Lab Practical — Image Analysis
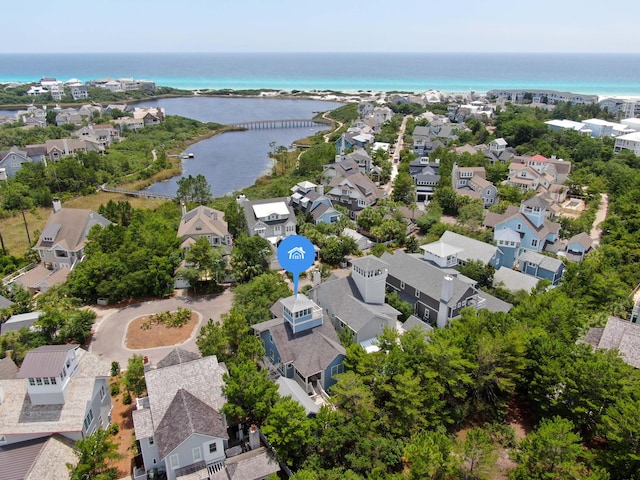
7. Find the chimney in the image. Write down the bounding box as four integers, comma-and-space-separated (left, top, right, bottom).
437, 275, 454, 329
181, 202, 187, 216
317, 184, 324, 196
249, 424, 260, 450
52, 198, 62, 213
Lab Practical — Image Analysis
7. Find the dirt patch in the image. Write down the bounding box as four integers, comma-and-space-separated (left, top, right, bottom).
107, 378, 137, 478
125, 312, 200, 349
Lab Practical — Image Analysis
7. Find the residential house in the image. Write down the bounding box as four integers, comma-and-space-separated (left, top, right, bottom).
13, 265, 73, 294
35, 200, 111, 270
0, 311, 42, 335
0, 356, 18, 380
254, 294, 346, 394
515, 250, 564, 285
0, 344, 112, 447
451, 163, 498, 207
322, 160, 385, 217
133, 107, 165, 126
70, 85, 89, 100
342, 227, 374, 251
582, 118, 634, 138
484, 196, 562, 268
310, 256, 400, 349
565, 232, 593, 262
487, 89, 598, 105
48, 83, 65, 101
335, 147, 373, 174
583, 316, 640, 369
240, 196, 297, 244
409, 157, 440, 202
55, 109, 84, 126
113, 116, 145, 132
614, 131, 640, 156
545, 119, 593, 135
621, 118, 640, 132
44, 138, 104, 162
289, 181, 341, 225
73, 124, 119, 148
0, 294, 13, 312
493, 267, 540, 294
381, 250, 511, 328
132, 349, 277, 480
177, 205, 231, 250
25, 144, 47, 165
26, 86, 49, 96
0, 147, 32, 178
424, 230, 503, 268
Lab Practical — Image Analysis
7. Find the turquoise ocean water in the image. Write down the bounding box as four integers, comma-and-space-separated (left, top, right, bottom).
1, 53, 639, 95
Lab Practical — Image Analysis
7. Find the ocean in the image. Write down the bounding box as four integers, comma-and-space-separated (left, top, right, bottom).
1, 52, 639, 96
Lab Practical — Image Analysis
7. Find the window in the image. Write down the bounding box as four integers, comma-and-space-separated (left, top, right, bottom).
50, 377, 56, 385
44, 377, 50, 385
400, 281, 405, 289
531, 239, 538, 247
36, 377, 42, 386
149, 437, 154, 445
331, 364, 344, 378
423, 309, 430, 320
100, 385, 106, 400
193, 447, 202, 462
83, 409, 94, 431
29, 378, 35, 386
209, 442, 218, 454
169, 454, 179, 469
415, 289, 420, 298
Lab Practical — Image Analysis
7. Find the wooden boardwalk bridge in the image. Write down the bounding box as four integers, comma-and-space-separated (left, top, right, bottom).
232, 119, 325, 130
101, 185, 176, 200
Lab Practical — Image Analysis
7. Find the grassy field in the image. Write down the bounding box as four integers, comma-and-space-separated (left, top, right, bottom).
2, 193, 172, 257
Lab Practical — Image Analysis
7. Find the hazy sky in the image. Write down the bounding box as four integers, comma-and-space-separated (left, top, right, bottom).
3, 0, 639, 54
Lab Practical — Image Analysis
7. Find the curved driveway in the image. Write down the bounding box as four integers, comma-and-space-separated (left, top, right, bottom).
89, 290, 233, 367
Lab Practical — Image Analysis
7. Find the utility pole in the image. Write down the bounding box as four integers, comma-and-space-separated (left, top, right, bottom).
0, 228, 6, 255
21, 209, 31, 245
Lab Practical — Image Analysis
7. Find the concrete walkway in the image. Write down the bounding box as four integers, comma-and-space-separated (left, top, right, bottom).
89, 289, 233, 367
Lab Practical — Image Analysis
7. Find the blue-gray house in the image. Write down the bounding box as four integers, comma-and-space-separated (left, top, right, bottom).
253, 294, 346, 394
484, 196, 561, 268
516, 250, 565, 285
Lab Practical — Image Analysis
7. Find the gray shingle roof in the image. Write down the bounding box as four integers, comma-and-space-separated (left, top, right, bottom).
351, 255, 388, 272
493, 267, 539, 293
312, 276, 398, 333
0, 294, 13, 309
439, 231, 500, 265
254, 307, 345, 379
142, 355, 228, 443
0, 356, 18, 380
380, 251, 475, 308
155, 389, 228, 459
517, 250, 564, 272
156, 348, 201, 369
595, 316, 640, 368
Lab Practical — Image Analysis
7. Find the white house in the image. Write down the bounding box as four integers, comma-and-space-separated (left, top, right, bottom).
614, 131, 640, 156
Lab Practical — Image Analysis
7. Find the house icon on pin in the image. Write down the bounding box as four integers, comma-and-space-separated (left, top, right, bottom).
288, 246, 305, 260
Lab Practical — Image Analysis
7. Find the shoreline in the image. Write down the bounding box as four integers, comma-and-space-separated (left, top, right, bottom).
2, 86, 640, 113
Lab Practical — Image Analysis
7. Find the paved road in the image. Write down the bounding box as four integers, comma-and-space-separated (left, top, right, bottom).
89, 289, 233, 367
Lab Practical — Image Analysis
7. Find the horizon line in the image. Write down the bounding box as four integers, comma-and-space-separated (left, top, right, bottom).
2, 51, 639, 55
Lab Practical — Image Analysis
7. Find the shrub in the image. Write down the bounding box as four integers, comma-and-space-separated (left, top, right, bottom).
122, 391, 132, 405
110, 361, 120, 377
107, 422, 120, 436
110, 382, 121, 396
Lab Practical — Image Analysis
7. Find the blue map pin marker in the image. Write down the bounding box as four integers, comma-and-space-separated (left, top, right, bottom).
277, 235, 315, 297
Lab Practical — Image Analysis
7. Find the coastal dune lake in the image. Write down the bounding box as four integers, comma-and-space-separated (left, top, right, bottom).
141, 97, 344, 196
